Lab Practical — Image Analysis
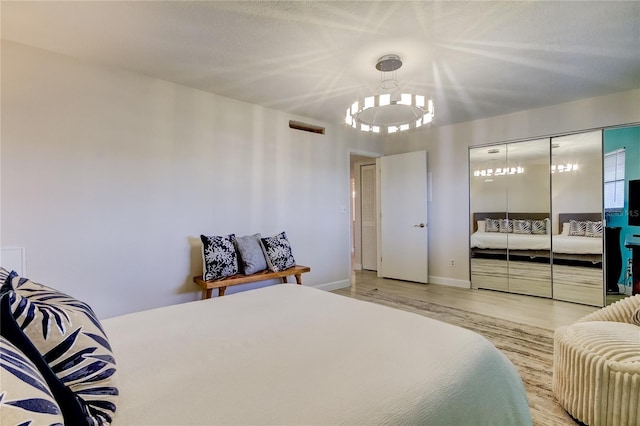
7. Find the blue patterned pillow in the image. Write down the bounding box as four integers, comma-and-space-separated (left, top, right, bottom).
498, 219, 513, 233
512, 219, 532, 234
484, 218, 500, 233
0, 267, 9, 283
1, 335, 65, 425
585, 220, 603, 238
569, 220, 587, 236
260, 232, 296, 272
531, 219, 547, 234
200, 234, 239, 280
1, 272, 118, 425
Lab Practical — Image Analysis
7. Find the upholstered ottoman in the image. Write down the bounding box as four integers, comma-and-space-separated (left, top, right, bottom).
553, 295, 640, 426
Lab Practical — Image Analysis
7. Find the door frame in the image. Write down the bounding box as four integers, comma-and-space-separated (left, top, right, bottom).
349, 150, 381, 273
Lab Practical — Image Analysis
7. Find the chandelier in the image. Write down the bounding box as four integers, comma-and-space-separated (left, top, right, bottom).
473, 167, 525, 177
345, 54, 434, 134
551, 163, 579, 173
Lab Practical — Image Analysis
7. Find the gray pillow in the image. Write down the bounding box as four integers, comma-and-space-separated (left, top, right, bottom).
234, 234, 267, 275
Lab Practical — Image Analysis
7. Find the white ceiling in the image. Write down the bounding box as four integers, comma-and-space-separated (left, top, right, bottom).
2, 1, 639, 128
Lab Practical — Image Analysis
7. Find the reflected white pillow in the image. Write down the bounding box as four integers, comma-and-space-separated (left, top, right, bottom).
477, 220, 486, 233
561, 222, 570, 236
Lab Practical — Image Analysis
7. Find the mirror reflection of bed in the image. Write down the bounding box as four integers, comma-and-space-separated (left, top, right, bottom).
470, 212, 551, 297
550, 213, 603, 306
470, 212, 603, 305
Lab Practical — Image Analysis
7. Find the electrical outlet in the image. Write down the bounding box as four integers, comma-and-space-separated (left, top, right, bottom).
449, 259, 455, 267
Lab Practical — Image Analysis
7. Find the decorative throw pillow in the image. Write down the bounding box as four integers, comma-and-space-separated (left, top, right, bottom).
485, 218, 500, 233
476, 220, 486, 233
1, 272, 118, 425
260, 232, 296, 272
200, 234, 239, 280
561, 222, 570, 236
512, 219, 532, 234
498, 219, 513, 233
0, 266, 9, 283
585, 220, 603, 238
0, 335, 65, 426
568, 220, 587, 236
233, 234, 267, 275
531, 219, 547, 235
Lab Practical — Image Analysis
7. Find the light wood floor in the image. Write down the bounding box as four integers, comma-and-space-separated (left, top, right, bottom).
334, 270, 599, 330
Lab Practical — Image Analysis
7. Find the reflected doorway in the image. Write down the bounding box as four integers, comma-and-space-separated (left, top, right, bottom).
350, 153, 378, 272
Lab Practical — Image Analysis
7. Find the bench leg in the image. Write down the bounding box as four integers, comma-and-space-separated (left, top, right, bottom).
203, 288, 213, 300
281, 277, 288, 283
294, 273, 302, 285
218, 286, 227, 297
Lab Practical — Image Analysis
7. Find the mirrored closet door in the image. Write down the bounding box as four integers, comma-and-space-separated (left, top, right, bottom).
470, 144, 509, 292
551, 131, 603, 306
469, 139, 551, 297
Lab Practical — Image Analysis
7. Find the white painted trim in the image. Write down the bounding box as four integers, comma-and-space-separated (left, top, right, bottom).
353, 263, 362, 271
312, 279, 351, 292
428, 275, 471, 289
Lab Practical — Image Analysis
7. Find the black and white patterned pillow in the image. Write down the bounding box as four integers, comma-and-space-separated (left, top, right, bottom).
0, 335, 65, 425
512, 219, 532, 234
568, 220, 587, 236
585, 220, 603, 238
200, 234, 239, 280
260, 232, 296, 272
531, 219, 547, 235
484, 218, 500, 233
498, 219, 513, 233
1, 271, 118, 425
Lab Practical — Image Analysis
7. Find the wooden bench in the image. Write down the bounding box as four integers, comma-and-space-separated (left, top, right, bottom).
193, 265, 311, 300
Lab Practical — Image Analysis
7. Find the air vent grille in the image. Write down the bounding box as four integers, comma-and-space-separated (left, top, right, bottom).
289, 120, 325, 135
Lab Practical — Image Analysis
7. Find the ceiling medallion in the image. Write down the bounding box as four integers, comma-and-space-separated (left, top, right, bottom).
345, 54, 434, 134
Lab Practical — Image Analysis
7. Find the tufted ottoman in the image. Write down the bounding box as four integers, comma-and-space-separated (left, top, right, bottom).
553, 295, 640, 426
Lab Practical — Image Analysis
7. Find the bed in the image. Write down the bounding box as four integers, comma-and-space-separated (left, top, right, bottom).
470, 212, 603, 265
1, 269, 532, 425
103, 285, 532, 425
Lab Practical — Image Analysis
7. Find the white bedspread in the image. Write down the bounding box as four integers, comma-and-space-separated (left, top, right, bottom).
470, 231, 602, 254
103, 285, 532, 425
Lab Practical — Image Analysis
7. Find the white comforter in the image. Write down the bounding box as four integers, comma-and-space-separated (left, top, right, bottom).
470, 231, 602, 254
103, 285, 532, 425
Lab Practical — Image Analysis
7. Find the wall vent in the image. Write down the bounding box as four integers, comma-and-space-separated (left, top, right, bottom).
289, 120, 325, 135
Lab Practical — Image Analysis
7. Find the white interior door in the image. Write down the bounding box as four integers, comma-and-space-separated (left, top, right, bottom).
377, 151, 428, 283
361, 164, 377, 270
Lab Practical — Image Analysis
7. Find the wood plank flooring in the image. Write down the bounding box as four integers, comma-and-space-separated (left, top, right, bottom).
334, 270, 599, 330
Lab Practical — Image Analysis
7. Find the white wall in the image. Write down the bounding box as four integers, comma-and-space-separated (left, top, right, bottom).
385, 89, 640, 287
0, 41, 384, 318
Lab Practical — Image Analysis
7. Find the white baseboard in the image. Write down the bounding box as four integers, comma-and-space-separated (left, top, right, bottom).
428, 275, 471, 289
312, 279, 351, 292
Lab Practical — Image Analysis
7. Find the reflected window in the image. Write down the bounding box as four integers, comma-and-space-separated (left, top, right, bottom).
604, 148, 625, 210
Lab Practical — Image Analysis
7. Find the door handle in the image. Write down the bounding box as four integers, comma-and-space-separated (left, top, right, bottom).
414, 223, 426, 228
